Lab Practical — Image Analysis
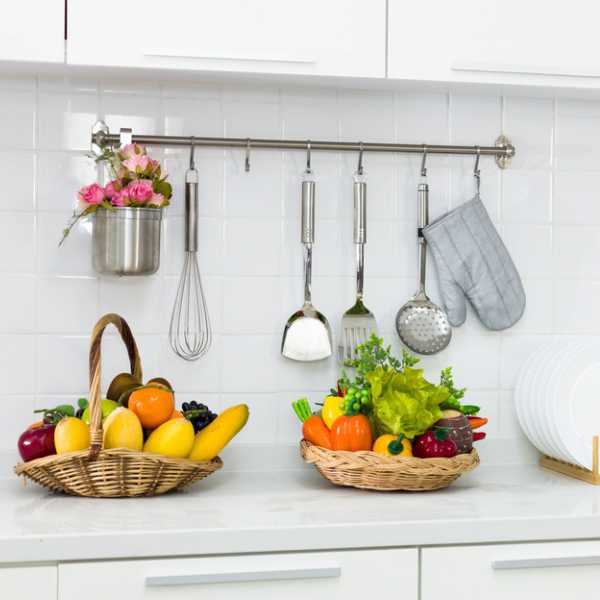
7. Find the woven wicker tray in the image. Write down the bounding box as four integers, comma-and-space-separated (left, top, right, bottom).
15, 313, 222, 497
301, 440, 479, 491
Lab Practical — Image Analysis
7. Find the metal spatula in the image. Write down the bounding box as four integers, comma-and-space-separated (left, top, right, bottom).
338, 166, 377, 363
396, 165, 451, 355
281, 164, 332, 362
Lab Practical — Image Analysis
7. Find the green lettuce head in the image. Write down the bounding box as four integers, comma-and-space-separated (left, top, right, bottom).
367, 366, 449, 439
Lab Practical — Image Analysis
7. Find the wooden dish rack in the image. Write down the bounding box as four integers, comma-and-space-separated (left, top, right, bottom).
539, 436, 600, 485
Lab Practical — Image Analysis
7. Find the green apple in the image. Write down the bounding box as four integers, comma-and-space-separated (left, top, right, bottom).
82, 399, 119, 425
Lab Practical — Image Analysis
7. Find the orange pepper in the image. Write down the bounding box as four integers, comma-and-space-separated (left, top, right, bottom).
330, 414, 373, 451
468, 416, 488, 430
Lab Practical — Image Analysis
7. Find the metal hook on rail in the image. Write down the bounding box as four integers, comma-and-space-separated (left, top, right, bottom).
306, 140, 312, 174
245, 138, 251, 172
189, 136, 195, 170
357, 141, 364, 176
420, 144, 428, 178
474, 145, 481, 195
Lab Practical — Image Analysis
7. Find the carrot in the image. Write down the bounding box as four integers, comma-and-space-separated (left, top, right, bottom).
302, 416, 333, 449
468, 416, 488, 430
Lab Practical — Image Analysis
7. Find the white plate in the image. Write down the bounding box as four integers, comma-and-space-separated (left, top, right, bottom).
540, 342, 583, 463
530, 341, 566, 457
516, 343, 556, 455
544, 342, 587, 464
556, 342, 600, 469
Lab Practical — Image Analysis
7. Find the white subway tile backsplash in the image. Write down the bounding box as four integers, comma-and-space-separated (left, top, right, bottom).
502, 170, 552, 224
37, 212, 95, 276
37, 276, 99, 334
0, 151, 35, 212
0, 88, 35, 149
503, 97, 554, 170
37, 92, 99, 151
224, 219, 280, 276
0, 74, 587, 460
222, 277, 281, 335
0, 213, 36, 273
502, 224, 553, 279
36, 152, 97, 212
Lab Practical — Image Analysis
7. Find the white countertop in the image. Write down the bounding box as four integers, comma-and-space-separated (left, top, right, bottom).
3, 445, 600, 564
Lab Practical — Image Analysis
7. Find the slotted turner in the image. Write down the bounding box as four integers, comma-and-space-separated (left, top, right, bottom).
339, 168, 377, 362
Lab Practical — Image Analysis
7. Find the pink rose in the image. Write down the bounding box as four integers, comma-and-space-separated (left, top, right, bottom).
119, 143, 145, 160
104, 179, 122, 200
148, 192, 165, 207
77, 183, 105, 205
123, 154, 151, 174
111, 191, 128, 207
126, 179, 154, 203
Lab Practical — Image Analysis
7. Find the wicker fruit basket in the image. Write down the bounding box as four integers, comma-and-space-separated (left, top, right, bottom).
301, 440, 479, 492
15, 313, 222, 497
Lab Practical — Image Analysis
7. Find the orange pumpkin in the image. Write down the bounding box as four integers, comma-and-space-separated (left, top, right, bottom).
128, 386, 174, 429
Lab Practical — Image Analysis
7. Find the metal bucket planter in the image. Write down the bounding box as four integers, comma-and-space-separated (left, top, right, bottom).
92, 207, 163, 276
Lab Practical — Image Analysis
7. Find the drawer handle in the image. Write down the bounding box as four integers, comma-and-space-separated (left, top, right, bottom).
143, 49, 317, 64
452, 60, 600, 79
492, 556, 600, 570
145, 565, 341, 587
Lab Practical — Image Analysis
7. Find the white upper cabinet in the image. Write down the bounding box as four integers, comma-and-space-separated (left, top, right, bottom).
0, 0, 64, 63
389, 1, 600, 88
67, 0, 385, 78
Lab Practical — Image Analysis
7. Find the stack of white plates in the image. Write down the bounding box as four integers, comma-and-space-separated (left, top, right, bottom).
515, 340, 600, 470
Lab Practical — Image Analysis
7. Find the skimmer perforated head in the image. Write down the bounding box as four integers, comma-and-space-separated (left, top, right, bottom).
396, 174, 451, 355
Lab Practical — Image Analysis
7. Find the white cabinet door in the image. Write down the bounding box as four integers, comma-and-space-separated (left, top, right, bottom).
389, 1, 600, 87
423, 541, 600, 600
0, 0, 64, 63
67, 0, 385, 78
59, 548, 417, 600
0, 565, 57, 600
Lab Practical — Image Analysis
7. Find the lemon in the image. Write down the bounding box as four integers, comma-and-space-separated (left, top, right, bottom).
54, 417, 90, 454
103, 407, 143, 451
143, 418, 195, 458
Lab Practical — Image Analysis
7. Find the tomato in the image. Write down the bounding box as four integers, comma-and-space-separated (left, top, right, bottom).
128, 386, 174, 429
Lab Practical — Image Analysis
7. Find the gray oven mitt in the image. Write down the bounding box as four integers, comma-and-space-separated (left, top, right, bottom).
422, 196, 526, 330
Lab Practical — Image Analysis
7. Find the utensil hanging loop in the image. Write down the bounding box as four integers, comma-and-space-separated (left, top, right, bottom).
420, 145, 428, 178
245, 138, 251, 172
306, 140, 312, 174
474, 145, 481, 194
357, 141, 364, 176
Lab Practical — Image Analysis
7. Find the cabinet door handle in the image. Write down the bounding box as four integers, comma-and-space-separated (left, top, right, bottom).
143, 49, 316, 64
145, 565, 341, 586
492, 556, 600, 570
452, 60, 600, 78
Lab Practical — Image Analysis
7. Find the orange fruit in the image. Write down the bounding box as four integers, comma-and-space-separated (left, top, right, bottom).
128, 386, 174, 429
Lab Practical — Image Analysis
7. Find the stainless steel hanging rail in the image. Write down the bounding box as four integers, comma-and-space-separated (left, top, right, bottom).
91, 124, 515, 169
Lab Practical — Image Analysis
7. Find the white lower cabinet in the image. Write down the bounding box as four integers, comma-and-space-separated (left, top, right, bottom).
422, 541, 600, 600
58, 548, 417, 599
0, 565, 57, 599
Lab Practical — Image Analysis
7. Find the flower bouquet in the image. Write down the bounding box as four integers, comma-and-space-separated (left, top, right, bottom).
62, 144, 173, 276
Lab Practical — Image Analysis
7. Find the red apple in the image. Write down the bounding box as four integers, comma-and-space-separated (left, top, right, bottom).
18, 424, 56, 462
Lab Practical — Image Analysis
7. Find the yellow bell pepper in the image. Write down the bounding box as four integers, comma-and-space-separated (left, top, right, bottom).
322, 395, 344, 429
372, 434, 412, 457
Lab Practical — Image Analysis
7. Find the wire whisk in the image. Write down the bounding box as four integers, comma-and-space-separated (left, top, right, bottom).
168, 139, 212, 360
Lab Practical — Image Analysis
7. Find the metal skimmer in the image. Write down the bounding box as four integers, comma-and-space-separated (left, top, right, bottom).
395, 150, 451, 355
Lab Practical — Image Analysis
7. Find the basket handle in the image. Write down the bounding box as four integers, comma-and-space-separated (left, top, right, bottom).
88, 313, 142, 458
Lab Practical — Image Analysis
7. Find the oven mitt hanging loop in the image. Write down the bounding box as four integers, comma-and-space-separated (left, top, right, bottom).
422, 195, 526, 331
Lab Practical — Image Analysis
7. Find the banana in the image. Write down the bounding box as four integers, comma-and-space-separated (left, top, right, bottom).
188, 404, 249, 461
